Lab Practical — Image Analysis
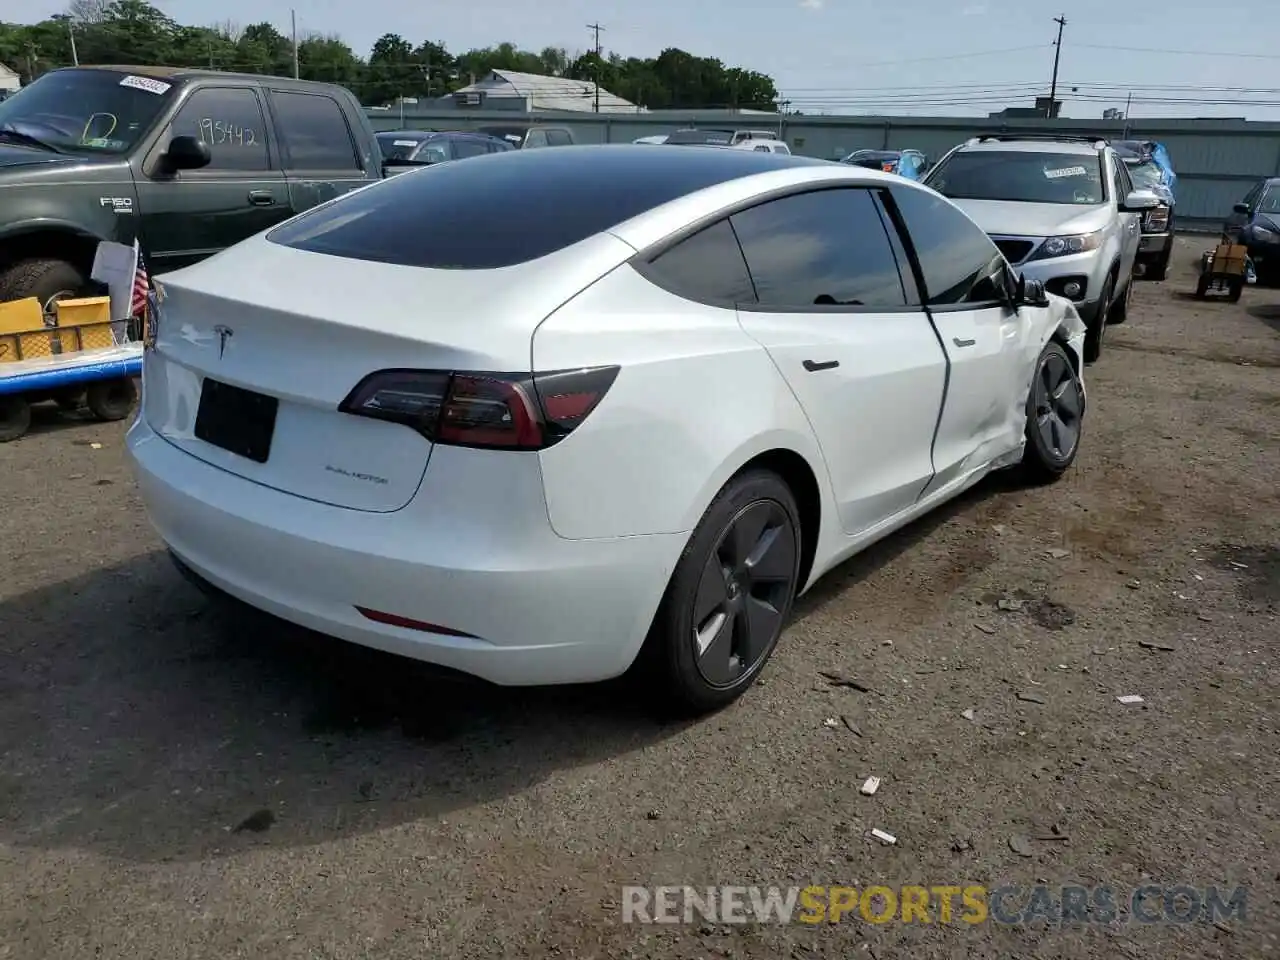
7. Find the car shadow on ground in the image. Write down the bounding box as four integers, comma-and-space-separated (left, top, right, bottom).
9, 399, 123, 440
0, 548, 698, 864
1246, 303, 1280, 334
0, 470, 1014, 866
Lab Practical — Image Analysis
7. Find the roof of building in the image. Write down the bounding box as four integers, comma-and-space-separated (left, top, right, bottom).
452, 69, 638, 114
0, 62, 18, 77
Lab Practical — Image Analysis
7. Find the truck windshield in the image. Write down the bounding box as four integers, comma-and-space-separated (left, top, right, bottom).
1125, 160, 1164, 190
0, 68, 174, 155
926, 151, 1106, 205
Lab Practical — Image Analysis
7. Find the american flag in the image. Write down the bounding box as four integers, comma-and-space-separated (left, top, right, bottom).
130, 248, 150, 318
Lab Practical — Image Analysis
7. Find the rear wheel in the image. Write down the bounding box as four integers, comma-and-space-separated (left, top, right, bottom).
642, 469, 802, 716
0, 396, 32, 443
85, 378, 137, 421
1019, 341, 1084, 485
1228, 277, 1244, 302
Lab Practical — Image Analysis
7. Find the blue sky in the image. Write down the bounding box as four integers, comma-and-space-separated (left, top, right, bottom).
10, 0, 1280, 120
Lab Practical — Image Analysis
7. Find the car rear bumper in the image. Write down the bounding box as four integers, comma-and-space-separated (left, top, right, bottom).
126, 417, 686, 686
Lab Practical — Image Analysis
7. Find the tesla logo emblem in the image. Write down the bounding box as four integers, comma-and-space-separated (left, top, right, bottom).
214, 325, 233, 359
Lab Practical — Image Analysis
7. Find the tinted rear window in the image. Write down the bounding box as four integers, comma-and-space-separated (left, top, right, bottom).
267, 144, 828, 269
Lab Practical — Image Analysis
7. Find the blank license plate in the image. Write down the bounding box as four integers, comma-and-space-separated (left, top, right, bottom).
194, 378, 278, 463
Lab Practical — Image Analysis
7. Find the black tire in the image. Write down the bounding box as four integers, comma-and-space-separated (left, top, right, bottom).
1195, 274, 1210, 299
0, 396, 32, 443
1083, 272, 1114, 364
641, 468, 802, 716
1146, 253, 1169, 283
1019, 340, 1084, 485
85, 378, 137, 421
0, 257, 90, 323
1228, 278, 1244, 303
1107, 271, 1133, 325
53, 388, 85, 412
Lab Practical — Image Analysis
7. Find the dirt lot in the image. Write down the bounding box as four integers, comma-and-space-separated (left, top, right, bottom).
1, 237, 1278, 959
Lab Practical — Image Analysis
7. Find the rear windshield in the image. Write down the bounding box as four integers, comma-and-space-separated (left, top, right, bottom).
268, 144, 826, 269
376, 133, 428, 161
475, 126, 528, 146
927, 150, 1105, 205
666, 129, 735, 145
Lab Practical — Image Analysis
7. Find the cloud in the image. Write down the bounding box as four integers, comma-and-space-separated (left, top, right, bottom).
799, 0, 824, 10
961, 3, 988, 12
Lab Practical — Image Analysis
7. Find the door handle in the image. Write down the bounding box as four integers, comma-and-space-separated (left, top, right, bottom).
952, 337, 976, 348
247, 190, 275, 206
802, 359, 839, 372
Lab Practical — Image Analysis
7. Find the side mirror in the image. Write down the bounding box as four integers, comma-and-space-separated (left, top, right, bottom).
162, 134, 211, 172
1017, 273, 1050, 307
1233, 202, 1251, 215
1121, 189, 1160, 212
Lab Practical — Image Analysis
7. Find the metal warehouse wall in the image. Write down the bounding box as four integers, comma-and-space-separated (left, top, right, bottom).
368, 108, 1280, 231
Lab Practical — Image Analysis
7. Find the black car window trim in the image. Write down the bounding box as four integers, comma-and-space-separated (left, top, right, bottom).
878, 186, 1011, 315
142, 83, 280, 178
265, 88, 362, 171
632, 184, 923, 315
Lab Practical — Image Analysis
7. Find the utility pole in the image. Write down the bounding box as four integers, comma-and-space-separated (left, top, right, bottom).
291, 9, 300, 79
68, 21, 79, 66
586, 22, 604, 112
1047, 15, 1066, 119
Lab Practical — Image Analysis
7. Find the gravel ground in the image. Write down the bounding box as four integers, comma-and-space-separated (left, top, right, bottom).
1, 237, 1278, 959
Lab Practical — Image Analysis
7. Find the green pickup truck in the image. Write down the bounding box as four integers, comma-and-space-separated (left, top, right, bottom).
0, 65, 384, 317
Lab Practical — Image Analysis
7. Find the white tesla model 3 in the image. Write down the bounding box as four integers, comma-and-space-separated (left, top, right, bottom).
127, 144, 1087, 715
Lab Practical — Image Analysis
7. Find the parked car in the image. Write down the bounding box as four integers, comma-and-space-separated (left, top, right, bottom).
734, 140, 790, 155
376, 130, 512, 174
128, 145, 1087, 715
664, 128, 779, 147
843, 149, 928, 180
923, 134, 1160, 362
1114, 139, 1177, 281
0, 65, 383, 317
1224, 176, 1280, 284
473, 124, 575, 149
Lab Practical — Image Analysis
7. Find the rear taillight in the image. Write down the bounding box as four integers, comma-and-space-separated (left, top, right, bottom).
339, 366, 619, 450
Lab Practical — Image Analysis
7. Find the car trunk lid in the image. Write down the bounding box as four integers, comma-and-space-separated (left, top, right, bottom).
142, 233, 634, 512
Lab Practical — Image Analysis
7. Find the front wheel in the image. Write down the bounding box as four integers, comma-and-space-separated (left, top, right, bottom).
1019, 340, 1084, 485
1107, 271, 1133, 324
1083, 273, 1114, 364
641, 469, 802, 716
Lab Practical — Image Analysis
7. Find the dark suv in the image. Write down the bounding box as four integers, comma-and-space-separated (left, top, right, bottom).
0, 65, 383, 316
1225, 177, 1280, 284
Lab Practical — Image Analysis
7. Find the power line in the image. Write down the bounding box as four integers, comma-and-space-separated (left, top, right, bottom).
1075, 42, 1280, 60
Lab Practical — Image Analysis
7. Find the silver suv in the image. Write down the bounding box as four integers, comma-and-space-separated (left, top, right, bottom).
922, 134, 1160, 362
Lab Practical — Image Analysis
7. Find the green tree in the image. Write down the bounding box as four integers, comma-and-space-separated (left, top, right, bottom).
0, 4, 777, 110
